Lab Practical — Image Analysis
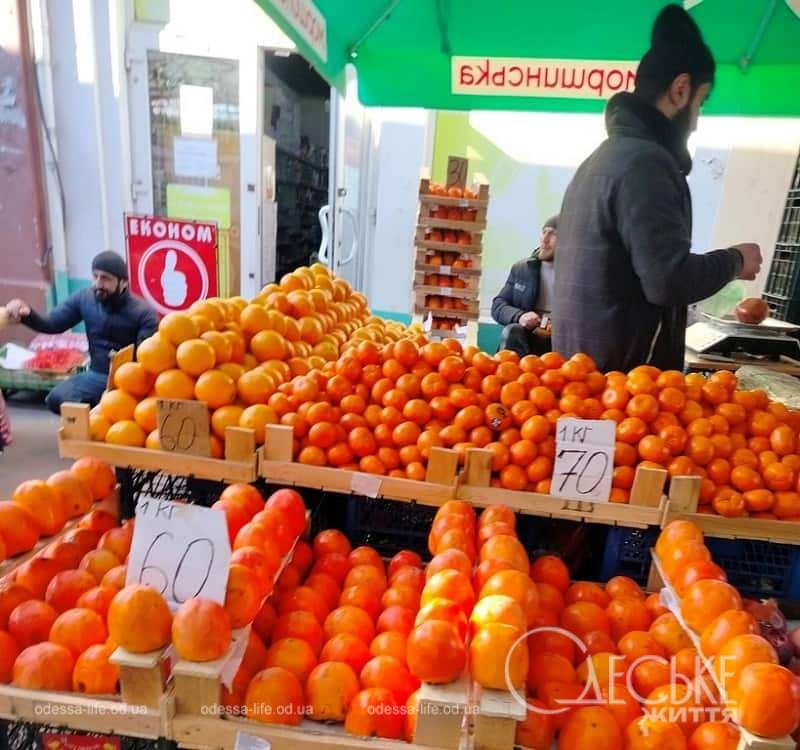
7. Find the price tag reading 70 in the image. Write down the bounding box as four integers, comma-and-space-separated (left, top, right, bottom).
551, 418, 616, 503
125, 497, 231, 609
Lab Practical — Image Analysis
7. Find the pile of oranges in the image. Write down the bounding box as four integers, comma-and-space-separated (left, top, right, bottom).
0, 457, 116, 565
272, 339, 800, 521
658, 519, 800, 741
514, 517, 800, 749
88, 264, 420, 453
0, 481, 307, 696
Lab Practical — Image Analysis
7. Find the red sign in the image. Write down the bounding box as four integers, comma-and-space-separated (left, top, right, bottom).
41, 734, 121, 750
125, 214, 218, 316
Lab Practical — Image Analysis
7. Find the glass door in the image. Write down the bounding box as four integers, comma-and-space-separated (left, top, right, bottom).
327, 69, 370, 290
146, 52, 240, 297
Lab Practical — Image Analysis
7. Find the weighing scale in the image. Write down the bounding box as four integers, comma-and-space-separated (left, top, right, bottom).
686, 312, 800, 363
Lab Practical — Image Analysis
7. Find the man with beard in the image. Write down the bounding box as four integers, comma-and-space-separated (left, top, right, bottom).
492, 215, 559, 356
553, 4, 762, 373
5, 251, 157, 413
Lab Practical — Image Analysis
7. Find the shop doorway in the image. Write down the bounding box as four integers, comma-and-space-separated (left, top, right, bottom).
263, 51, 330, 281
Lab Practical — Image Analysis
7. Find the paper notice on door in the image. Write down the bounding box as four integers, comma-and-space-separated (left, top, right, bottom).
174, 137, 219, 179
179, 85, 213, 137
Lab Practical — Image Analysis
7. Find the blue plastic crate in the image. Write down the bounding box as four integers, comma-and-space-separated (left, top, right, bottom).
600, 526, 800, 600
600, 526, 660, 587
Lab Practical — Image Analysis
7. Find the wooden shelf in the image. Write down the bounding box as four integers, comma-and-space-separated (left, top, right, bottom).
414, 285, 478, 300
418, 193, 488, 209
416, 263, 481, 277
0, 684, 164, 739
664, 511, 800, 544
416, 307, 480, 322
58, 403, 257, 483
419, 217, 486, 233
416, 239, 482, 255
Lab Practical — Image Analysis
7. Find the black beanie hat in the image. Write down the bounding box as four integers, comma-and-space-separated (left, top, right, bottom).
92, 251, 128, 280
543, 215, 559, 231
635, 4, 715, 97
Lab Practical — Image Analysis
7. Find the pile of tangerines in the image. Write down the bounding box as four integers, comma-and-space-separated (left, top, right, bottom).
268, 339, 800, 520
88, 263, 420, 452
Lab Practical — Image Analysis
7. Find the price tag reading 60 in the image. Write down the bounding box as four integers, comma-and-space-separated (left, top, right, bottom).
125, 497, 231, 609
552, 418, 615, 503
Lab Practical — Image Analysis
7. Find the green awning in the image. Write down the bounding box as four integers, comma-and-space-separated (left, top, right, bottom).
255, 0, 800, 116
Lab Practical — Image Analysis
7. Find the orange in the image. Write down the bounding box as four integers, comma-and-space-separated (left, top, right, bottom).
154, 368, 195, 400
176, 338, 216, 376
211, 405, 244, 440
159, 312, 198, 345
105, 420, 146, 447
136, 335, 176, 374
239, 404, 278, 444
114, 361, 152, 397
99, 389, 137, 423
194, 369, 236, 409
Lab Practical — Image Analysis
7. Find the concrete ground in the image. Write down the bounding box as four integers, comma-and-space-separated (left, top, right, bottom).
0, 394, 69, 497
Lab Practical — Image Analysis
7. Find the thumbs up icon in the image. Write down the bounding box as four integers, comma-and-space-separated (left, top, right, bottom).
161, 249, 188, 307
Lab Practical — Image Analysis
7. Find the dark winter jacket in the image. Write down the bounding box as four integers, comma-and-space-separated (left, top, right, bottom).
491, 250, 543, 325
23, 287, 158, 373
553, 93, 742, 372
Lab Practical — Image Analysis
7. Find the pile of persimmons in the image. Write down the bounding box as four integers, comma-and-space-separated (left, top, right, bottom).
88, 264, 420, 453
274, 337, 800, 520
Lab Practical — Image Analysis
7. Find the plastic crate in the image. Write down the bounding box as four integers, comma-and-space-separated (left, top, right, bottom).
343, 495, 437, 558
0, 720, 172, 750
599, 527, 800, 600
600, 526, 660, 587
705, 537, 800, 600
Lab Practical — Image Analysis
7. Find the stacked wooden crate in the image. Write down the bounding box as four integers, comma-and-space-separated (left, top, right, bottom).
413, 167, 489, 341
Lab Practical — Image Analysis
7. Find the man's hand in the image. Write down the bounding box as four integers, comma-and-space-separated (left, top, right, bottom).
5, 299, 30, 322
519, 311, 541, 330
734, 243, 762, 281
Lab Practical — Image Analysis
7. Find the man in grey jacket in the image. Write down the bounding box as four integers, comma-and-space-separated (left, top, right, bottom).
553, 4, 761, 372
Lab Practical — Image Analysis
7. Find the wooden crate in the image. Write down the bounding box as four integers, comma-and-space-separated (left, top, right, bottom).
259, 425, 459, 507
58, 402, 257, 483
0, 489, 120, 582
457, 449, 669, 528
110, 645, 172, 710
649, 553, 796, 750
170, 711, 458, 750
413, 675, 471, 749
0, 683, 166, 739
472, 685, 526, 750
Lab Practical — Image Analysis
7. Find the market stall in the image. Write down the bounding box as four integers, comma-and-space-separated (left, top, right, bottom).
2, 2, 800, 749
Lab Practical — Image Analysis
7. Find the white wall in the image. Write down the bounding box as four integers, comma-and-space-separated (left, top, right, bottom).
364, 108, 429, 315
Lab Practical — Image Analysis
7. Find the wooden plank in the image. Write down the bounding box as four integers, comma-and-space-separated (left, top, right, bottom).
58, 431, 256, 482
473, 685, 526, 750
418, 194, 489, 209
668, 476, 701, 513
226, 426, 256, 461
110, 646, 169, 709
106, 345, 135, 391
414, 675, 470, 749
60, 402, 91, 440
456, 483, 663, 528
171, 713, 448, 750
416, 263, 482, 277
463, 448, 492, 487
426, 448, 459, 486
664, 511, 800, 544
0, 684, 162, 739
264, 423, 294, 461
651, 552, 796, 750
415, 307, 480, 322
416, 239, 482, 255
419, 217, 487, 233
630, 466, 668, 508
414, 285, 478, 300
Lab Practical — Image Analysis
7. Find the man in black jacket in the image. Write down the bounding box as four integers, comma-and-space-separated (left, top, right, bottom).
5, 251, 158, 413
553, 4, 761, 373
492, 215, 558, 356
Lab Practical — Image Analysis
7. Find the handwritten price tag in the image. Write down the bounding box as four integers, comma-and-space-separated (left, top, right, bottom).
446, 156, 468, 188
156, 398, 211, 457
126, 497, 231, 609
552, 418, 615, 503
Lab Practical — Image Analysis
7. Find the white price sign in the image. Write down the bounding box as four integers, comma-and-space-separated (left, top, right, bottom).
552, 418, 615, 503
126, 497, 231, 609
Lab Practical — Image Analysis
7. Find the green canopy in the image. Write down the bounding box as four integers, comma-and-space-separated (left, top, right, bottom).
256, 0, 800, 116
